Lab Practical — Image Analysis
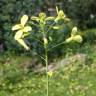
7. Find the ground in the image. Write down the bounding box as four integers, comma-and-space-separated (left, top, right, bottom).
0, 43, 96, 96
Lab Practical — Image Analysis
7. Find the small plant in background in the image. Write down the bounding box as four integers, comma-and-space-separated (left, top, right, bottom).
12, 6, 82, 96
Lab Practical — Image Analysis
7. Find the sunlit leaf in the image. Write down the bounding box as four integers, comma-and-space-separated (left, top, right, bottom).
53, 26, 60, 29
21, 15, 28, 26
49, 36, 53, 41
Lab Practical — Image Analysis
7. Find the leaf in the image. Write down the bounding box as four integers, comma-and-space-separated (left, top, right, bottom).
23, 26, 32, 32
53, 26, 60, 29
49, 36, 53, 41
12, 24, 21, 31
21, 15, 28, 26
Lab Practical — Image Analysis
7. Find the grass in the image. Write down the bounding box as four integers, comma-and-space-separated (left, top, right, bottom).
0, 43, 96, 96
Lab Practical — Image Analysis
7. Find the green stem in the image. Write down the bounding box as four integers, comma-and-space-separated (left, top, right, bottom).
46, 22, 56, 33
45, 48, 49, 96
32, 36, 43, 44
41, 22, 49, 96
48, 41, 66, 51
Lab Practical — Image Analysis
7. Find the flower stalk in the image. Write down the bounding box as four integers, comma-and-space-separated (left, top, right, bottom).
12, 6, 83, 96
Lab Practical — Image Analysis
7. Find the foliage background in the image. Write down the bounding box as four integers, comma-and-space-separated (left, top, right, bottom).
0, 0, 96, 55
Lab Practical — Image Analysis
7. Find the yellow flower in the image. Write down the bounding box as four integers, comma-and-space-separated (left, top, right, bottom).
73, 35, 83, 43
47, 71, 53, 78
12, 15, 32, 50
66, 27, 83, 43
31, 12, 54, 23
71, 26, 77, 36
55, 6, 70, 22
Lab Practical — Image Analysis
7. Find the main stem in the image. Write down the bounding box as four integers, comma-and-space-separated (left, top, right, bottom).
45, 47, 49, 96
41, 23, 49, 96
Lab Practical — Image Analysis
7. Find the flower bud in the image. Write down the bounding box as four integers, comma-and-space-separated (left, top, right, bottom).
47, 71, 53, 77
71, 27, 77, 36
43, 37, 48, 44
73, 35, 83, 43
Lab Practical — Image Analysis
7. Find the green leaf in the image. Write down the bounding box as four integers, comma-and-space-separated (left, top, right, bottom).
53, 26, 60, 29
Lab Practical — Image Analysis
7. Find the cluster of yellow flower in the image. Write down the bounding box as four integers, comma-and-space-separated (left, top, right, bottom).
12, 15, 32, 50
12, 6, 82, 52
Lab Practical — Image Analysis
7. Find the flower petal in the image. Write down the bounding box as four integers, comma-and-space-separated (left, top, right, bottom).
16, 39, 30, 50
14, 30, 23, 40
12, 24, 21, 31
73, 35, 83, 43
56, 6, 59, 14
21, 15, 28, 26
71, 26, 78, 36
58, 10, 65, 17
31, 16, 39, 22
65, 37, 73, 43
46, 17, 55, 21
23, 26, 32, 32
14, 30, 29, 50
